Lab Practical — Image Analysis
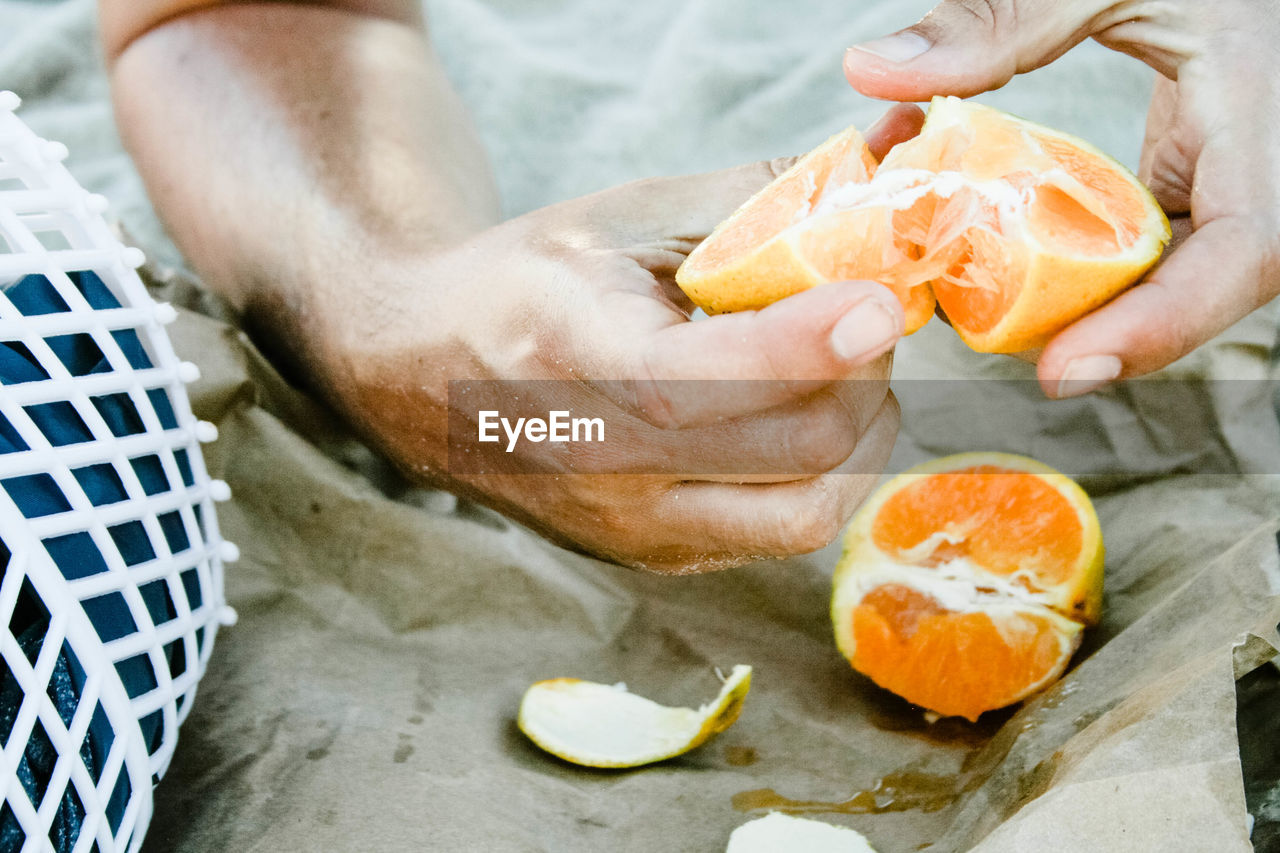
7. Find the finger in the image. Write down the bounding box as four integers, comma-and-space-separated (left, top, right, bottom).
607, 281, 904, 429
1138, 75, 1177, 186
642, 394, 900, 572
579, 103, 926, 254
863, 102, 927, 161
1038, 214, 1277, 397
623, 103, 926, 313
843, 0, 1112, 101
1167, 214, 1193, 251
577, 157, 798, 249
1138, 76, 1194, 214
614, 103, 925, 260
644, 365, 892, 481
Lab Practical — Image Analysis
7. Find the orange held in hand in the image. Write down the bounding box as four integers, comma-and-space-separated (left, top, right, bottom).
676, 97, 1170, 353
830, 452, 1104, 722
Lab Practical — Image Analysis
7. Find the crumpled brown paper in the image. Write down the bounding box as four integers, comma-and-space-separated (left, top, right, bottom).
138, 266, 1280, 853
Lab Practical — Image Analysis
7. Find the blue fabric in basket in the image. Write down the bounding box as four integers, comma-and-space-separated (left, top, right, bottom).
1, 272, 175, 851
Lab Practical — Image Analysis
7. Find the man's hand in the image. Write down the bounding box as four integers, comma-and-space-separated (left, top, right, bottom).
844, 0, 1280, 397
104, 1, 918, 572
325, 164, 905, 573
315, 108, 928, 573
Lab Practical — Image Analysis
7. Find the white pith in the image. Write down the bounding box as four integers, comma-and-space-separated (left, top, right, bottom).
838, 553, 1078, 647
517, 665, 750, 767
811, 167, 1032, 221
781, 97, 1148, 297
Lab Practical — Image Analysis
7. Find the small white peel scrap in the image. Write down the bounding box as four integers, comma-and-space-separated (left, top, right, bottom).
517, 665, 751, 768
726, 813, 879, 852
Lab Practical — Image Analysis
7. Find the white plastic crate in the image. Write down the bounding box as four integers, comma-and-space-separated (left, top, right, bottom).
0, 91, 235, 853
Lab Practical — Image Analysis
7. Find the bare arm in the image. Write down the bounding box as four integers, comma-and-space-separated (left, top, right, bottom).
104, 0, 498, 383
103, 0, 909, 571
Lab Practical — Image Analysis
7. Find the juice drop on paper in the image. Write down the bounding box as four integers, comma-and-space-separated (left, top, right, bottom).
732, 768, 964, 816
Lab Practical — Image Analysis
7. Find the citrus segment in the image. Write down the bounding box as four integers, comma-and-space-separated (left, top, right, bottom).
516, 665, 751, 768
676, 97, 1170, 353
850, 584, 1081, 722
832, 453, 1104, 721
869, 464, 1084, 587
674, 124, 936, 331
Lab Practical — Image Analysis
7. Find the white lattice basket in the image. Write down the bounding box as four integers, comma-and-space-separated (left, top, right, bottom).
0, 92, 235, 852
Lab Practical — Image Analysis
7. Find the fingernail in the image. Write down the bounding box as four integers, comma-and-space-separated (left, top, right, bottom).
1055, 354, 1122, 398
849, 31, 931, 63
831, 298, 901, 364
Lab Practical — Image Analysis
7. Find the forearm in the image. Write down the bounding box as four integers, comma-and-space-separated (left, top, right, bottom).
105, 2, 500, 382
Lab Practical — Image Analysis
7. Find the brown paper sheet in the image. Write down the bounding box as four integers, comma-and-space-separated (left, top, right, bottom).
133, 266, 1280, 852
1, 1, 1274, 847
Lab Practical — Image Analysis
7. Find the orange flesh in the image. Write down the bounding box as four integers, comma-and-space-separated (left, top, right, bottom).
851, 584, 1071, 721
1035, 134, 1145, 244
868, 465, 1084, 587
932, 225, 1022, 334
880, 121, 1136, 331
683, 104, 1154, 339
684, 131, 875, 271
1028, 185, 1121, 254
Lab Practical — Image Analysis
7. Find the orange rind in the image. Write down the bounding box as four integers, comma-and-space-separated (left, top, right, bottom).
517, 665, 751, 768
677, 97, 1170, 353
831, 453, 1104, 721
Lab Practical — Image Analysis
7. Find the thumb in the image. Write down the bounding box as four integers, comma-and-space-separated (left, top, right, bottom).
579, 157, 794, 249
844, 0, 1114, 100
575, 104, 930, 247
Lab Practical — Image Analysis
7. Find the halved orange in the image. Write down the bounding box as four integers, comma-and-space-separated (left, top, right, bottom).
676, 97, 1170, 353
831, 452, 1104, 722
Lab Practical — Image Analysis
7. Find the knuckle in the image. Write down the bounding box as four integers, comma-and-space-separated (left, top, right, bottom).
956, 0, 1001, 30
796, 510, 845, 553
784, 434, 856, 477
1242, 222, 1279, 307
775, 485, 845, 553
767, 155, 800, 178
1263, 235, 1280, 303
1133, 275, 1198, 366
928, 0, 1002, 35
926, 0, 1019, 84
617, 174, 666, 198
781, 393, 861, 474
883, 390, 903, 427
630, 366, 687, 430
744, 311, 797, 384
835, 373, 891, 421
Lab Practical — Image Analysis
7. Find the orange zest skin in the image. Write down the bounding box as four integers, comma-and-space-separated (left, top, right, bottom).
677, 97, 1170, 353
831, 453, 1104, 721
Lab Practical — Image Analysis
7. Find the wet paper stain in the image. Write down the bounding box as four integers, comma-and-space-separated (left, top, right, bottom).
733, 722, 1015, 819
731, 674, 1087, 822
732, 767, 968, 816
725, 746, 758, 767
305, 719, 340, 761
1004, 748, 1062, 820
394, 732, 415, 764
862, 691, 1012, 749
